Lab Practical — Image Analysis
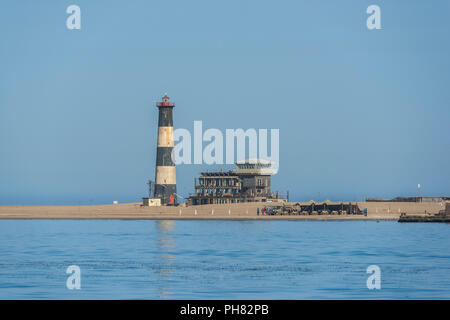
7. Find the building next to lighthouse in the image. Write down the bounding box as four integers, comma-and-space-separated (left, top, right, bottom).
149, 94, 177, 206
186, 159, 288, 205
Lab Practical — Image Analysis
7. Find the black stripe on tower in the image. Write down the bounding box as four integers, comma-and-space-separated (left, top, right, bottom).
156, 147, 175, 166
154, 184, 177, 204
158, 107, 173, 127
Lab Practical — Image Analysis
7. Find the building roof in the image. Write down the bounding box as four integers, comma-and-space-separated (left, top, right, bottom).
235, 158, 272, 165
234, 158, 278, 175
199, 171, 237, 177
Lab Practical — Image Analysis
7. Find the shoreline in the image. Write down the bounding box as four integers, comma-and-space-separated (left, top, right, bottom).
0, 201, 444, 221
0, 216, 399, 221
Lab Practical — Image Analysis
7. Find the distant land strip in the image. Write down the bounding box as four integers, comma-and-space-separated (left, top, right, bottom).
0, 202, 445, 220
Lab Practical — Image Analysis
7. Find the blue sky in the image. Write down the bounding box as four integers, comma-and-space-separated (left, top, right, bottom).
1, 1, 449, 204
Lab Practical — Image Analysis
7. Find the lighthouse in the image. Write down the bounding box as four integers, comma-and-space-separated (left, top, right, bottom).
154, 94, 177, 205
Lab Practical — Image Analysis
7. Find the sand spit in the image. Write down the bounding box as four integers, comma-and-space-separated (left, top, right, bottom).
0, 201, 445, 220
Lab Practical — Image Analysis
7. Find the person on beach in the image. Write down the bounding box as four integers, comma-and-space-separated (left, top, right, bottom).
257, 208, 260, 216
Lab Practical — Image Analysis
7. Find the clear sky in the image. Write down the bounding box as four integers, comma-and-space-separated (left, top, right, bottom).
1, 1, 449, 204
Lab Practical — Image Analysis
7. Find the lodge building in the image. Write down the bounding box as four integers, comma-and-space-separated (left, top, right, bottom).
186, 159, 287, 205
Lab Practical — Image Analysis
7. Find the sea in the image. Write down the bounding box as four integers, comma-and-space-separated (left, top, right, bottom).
0, 220, 449, 299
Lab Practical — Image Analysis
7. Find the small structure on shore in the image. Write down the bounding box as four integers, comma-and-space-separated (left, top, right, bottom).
398, 202, 450, 223
186, 159, 288, 205
367, 196, 450, 203
142, 198, 161, 207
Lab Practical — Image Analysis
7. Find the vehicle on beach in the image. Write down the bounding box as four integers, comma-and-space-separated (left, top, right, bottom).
263, 205, 284, 215
263, 202, 363, 216
263, 205, 299, 215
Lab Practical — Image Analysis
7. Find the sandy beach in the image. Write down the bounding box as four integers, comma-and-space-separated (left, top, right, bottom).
0, 201, 445, 220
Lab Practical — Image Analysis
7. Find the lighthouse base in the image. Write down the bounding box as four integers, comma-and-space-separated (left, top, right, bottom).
154, 184, 177, 205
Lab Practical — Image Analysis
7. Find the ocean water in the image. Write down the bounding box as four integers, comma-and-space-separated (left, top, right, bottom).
0, 220, 449, 299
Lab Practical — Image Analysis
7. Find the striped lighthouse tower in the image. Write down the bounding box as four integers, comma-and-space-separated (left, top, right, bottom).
154, 94, 177, 205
